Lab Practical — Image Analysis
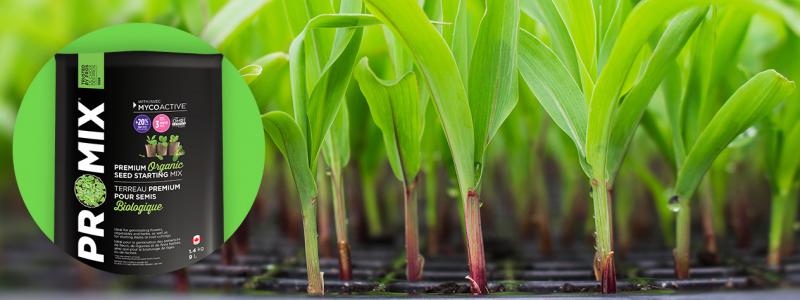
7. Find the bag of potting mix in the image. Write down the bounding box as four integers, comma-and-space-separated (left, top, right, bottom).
54, 51, 223, 274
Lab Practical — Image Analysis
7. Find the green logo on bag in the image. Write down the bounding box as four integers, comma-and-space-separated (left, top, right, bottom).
74, 174, 106, 208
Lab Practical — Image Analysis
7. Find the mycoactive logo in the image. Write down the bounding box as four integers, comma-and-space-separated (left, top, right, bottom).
76, 99, 106, 263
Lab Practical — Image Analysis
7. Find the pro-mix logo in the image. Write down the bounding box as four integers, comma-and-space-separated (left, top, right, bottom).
75, 98, 106, 263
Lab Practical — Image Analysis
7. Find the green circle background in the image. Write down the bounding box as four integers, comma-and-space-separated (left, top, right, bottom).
13, 23, 264, 242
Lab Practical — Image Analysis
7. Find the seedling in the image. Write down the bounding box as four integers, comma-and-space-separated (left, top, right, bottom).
516, 1, 714, 292
764, 31, 800, 269
363, 0, 520, 293
355, 57, 427, 281
263, 1, 376, 294
321, 106, 353, 280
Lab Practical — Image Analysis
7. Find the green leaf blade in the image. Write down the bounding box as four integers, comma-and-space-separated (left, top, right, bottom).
587, 0, 705, 178
518, 29, 588, 157
354, 58, 423, 182
365, 0, 476, 196
469, 0, 520, 166
521, 0, 581, 83
323, 105, 351, 171
262, 111, 318, 203
675, 70, 795, 200
605, 7, 707, 177
287, 14, 379, 164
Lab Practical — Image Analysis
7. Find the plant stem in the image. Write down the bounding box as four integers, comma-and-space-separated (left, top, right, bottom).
361, 173, 383, 237
301, 198, 324, 295
590, 179, 616, 294
768, 193, 788, 268
318, 169, 333, 258
330, 168, 352, 281
404, 177, 423, 282
674, 197, 691, 279
465, 190, 488, 295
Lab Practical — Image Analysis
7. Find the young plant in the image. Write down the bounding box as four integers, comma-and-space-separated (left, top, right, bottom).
363, 0, 520, 293
263, 4, 375, 294
654, 5, 796, 277
764, 31, 800, 268
518, 1, 708, 292
321, 106, 353, 280
668, 70, 794, 277
355, 58, 427, 281
765, 99, 800, 268
157, 135, 169, 158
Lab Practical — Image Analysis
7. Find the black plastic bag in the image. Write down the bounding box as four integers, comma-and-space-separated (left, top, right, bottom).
55, 51, 222, 274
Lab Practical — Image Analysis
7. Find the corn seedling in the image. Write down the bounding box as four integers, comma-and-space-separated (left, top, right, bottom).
362, 0, 520, 293
263, 1, 376, 293
322, 104, 354, 279
644, 4, 797, 278
763, 30, 800, 269
667, 69, 794, 278
517, 0, 712, 292
354, 56, 428, 280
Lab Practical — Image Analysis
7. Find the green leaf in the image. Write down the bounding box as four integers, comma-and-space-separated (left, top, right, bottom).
469, 0, 519, 171
597, 0, 631, 71
553, 0, 597, 94
288, 14, 378, 165
239, 52, 289, 85
605, 7, 707, 178
521, 0, 580, 83
674, 70, 795, 200
588, 0, 800, 181
383, 27, 414, 79
322, 104, 351, 172
680, 9, 717, 148
355, 58, 423, 182
365, 0, 476, 199
588, 0, 715, 180
262, 111, 318, 204
451, 0, 471, 85
663, 63, 687, 167
518, 29, 587, 157
201, 0, 271, 47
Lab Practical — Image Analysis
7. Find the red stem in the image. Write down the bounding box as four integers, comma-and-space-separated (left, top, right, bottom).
404, 179, 423, 282
465, 190, 488, 295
